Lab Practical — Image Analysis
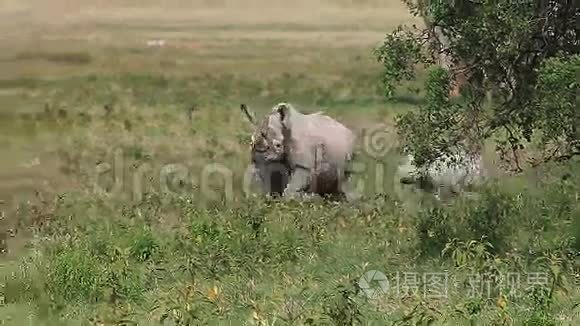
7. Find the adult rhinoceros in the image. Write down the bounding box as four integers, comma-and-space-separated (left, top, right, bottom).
241, 102, 356, 200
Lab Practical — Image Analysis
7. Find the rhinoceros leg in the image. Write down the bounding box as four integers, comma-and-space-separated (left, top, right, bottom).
264, 162, 290, 196
338, 169, 365, 202
283, 167, 311, 199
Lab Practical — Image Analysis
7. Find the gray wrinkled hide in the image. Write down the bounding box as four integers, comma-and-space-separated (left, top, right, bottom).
249, 103, 356, 200
395, 151, 487, 200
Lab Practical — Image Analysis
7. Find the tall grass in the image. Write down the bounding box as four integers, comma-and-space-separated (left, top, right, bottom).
1, 161, 578, 324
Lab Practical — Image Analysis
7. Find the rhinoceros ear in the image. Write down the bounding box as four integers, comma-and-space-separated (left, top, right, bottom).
274, 102, 295, 128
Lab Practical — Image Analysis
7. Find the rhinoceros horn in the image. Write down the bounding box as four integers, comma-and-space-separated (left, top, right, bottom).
240, 103, 256, 126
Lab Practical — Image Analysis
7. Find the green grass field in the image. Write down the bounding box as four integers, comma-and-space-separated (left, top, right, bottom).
0, 1, 578, 325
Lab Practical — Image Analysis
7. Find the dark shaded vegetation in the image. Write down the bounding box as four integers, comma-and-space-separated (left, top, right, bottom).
13, 51, 93, 65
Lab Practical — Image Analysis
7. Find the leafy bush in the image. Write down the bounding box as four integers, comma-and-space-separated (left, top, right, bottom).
396, 66, 464, 168
413, 176, 576, 258
377, 0, 578, 171
373, 26, 429, 98
322, 285, 363, 326
524, 286, 557, 326
45, 246, 103, 304
532, 54, 580, 163
572, 215, 580, 252
415, 205, 452, 257
464, 185, 518, 254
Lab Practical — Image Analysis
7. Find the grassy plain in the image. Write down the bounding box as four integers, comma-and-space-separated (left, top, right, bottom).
0, 1, 578, 325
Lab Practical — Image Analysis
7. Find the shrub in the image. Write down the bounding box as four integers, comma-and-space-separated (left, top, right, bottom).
45, 246, 103, 304
415, 205, 453, 257
464, 185, 518, 254
103, 256, 146, 303
322, 285, 363, 326
130, 228, 161, 263
572, 215, 580, 252
524, 286, 557, 326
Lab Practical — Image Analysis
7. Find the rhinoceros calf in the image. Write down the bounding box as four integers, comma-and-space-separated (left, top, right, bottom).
242, 102, 356, 200
395, 150, 487, 200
